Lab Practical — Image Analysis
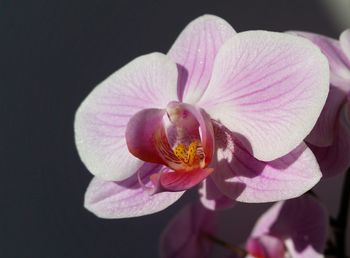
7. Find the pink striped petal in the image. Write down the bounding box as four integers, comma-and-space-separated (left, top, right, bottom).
309, 104, 350, 177
290, 31, 350, 92
198, 177, 235, 210
160, 202, 217, 258
246, 236, 285, 258
74, 53, 178, 180
199, 31, 329, 161
210, 122, 321, 203
306, 86, 346, 147
168, 15, 236, 103
250, 195, 328, 258
340, 29, 350, 62
84, 163, 184, 218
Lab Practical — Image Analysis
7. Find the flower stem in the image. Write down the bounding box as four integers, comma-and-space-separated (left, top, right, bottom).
203, 233, 247, 257
335, 169, 350, 257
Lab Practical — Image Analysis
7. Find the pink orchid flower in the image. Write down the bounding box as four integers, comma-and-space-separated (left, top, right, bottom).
290, 29, 350, 177
245, 195, 328, 258
160, 202, 217, 258
75, 15, 329, 218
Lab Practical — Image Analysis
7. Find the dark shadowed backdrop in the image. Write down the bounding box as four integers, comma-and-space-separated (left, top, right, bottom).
1, 0, 349, 257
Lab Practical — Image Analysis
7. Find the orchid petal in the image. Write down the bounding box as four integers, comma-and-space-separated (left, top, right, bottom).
199, 31, 329, 161
160, 202, 217, 258
309, 104, 350, 177
168, 14, 236, 103
340, 29, 350, 62
198, 177, 235, 210
246, 235, 285, 258
251, 195, 328, 258
125, 108, 167, 164
306, 86, 346, 147
289, 31, 350, 92
152, 168, 214, 192
74, 53, 178, 180
210, 122, 322, 202
84, 163, 184, 218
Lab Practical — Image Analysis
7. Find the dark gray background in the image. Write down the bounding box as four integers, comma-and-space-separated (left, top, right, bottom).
1, 0, 349, 257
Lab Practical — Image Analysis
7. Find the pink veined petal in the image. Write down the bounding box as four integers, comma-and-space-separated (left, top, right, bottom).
340, 29, 350, 62
309, 103, 350, 177
289, 31, 350, 92
168, 14, 236, 104
210, 122, 322, 203
199, 31, 329, 162
151, 168, 214, 192
74, 53, 179, 180
160, 202, 217, 258
250, 195, 328, 258
306, 85, 346, 147
198, 177, 235, 210
246, 236, 285, 258
84, 163, 184, 219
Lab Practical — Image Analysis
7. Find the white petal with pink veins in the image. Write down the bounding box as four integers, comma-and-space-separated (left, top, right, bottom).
210, 122, 322, 203
290, 31, 350, 92
84, 163, 184, 218
75, 53, 178, 180
168, 14, 236, 103
199, 31, 329, 161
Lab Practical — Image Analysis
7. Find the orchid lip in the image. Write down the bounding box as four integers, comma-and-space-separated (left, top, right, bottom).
124, 101, 215, 192
124, 102, 214, 171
